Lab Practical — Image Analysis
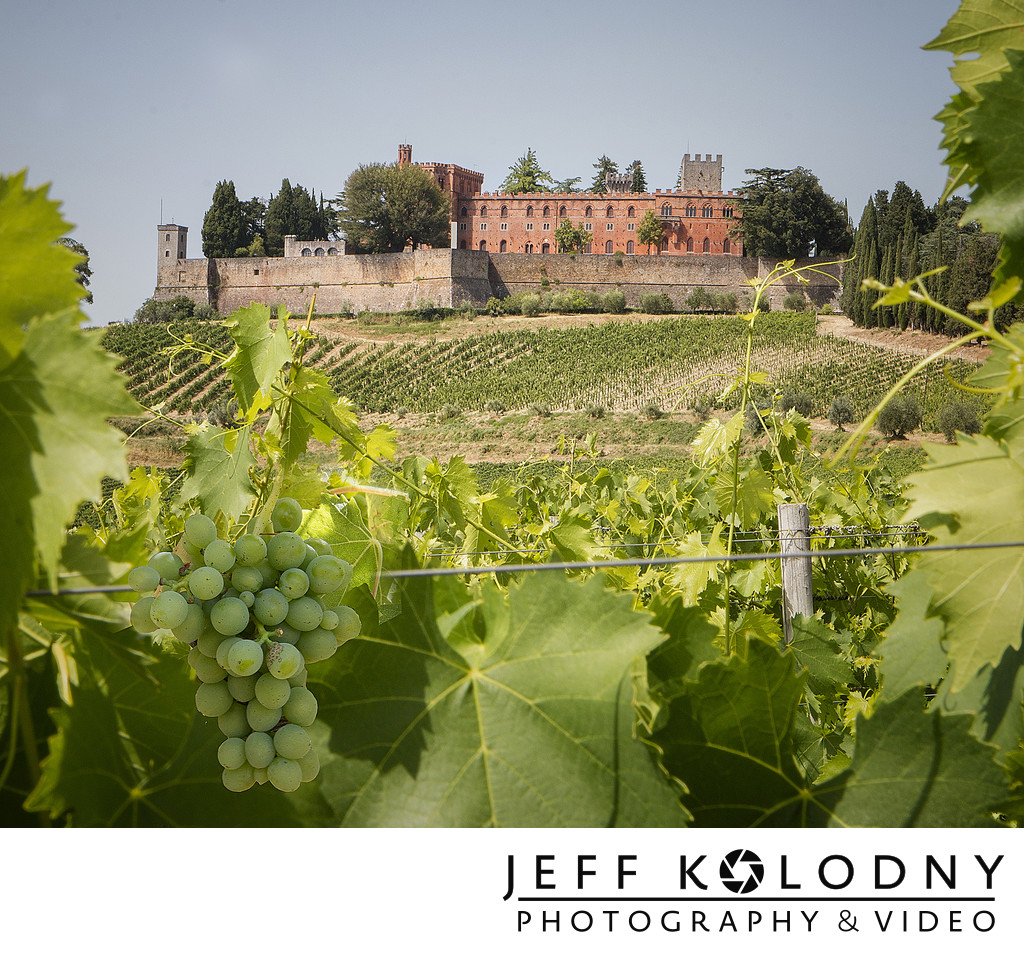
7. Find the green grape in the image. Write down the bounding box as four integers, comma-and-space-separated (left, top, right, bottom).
203, 538, 235, 573
334, 606, 362, 645
287, 669, 308, 688
150, 590, 189, 630
216, 636, 242, 669
239, 589, 255, 608
273, 724, 311, 760
222, 587, 240, 601
218, 703, 249, 738
320, 609, 339, 631
306, 538, 332, 557
267, 532, 306, 571
298, 747, 320, 783
183, 541, 205, 568
271, 496, 303, 533
222, 764, 255, 792
172, 602, 206, 644
130, 596, 158, 634
230, 565, 263, 593
184, 512, 218, 549
189, 566, 224, 600
198, 627, 226, 658
297, 628, 337, 664
218, 737, 247, 770
211, 597, 250, 636
272, 623, 301, 646
278, 567, 309, 600
254, 673, 291, 709
244, 732, 276, 770
282, 686, 317, 727
128, 565, 160, 593
252, 766, 269, 786
246, 699, 282, 732
189, 649, 227, 684
226, 673, 258, 703
196, 681, 234, 718
266, 642, 304, 680
226, 638, 263, 676
234, 533, 267, 567
286, 596, 323, 632
255, 559, 279, 588
253, 588, 289, 627
299, 545, 319, 570
267, 756, 302, 793
148, 551, 183, 582
307, 555, 349, 595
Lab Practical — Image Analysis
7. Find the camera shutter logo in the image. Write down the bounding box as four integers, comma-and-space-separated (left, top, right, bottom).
719, 849, 764, 894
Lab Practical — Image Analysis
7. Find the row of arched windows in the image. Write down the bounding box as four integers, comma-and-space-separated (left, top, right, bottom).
463, 237, 732, 254
300, 246, 340, 256
463, 203, 732, 219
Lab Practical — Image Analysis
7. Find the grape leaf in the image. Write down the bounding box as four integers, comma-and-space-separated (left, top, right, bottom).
904, 434, 1024, 691
0, 171, 86, 372
222, 303, 292, 415
179, 423, 257, 522
311, 570, 669, 826
652, 635, 809, 826
788, 615, 855, 701
810, 691, 1008, 827
300, 497, 382, 594
24, 624, 312, 826
0, 312, 138, 633
879, 573, 949, 697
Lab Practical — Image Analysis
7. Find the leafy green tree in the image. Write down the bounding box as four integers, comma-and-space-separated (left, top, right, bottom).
264, 180, 333, 256
500, 148, 554, 194
590, 155, 618, 194
554, 217, 588, 253
636, 209, 663, 254
553, 176, 582, 193
734, 167, 852, 259
337, 162, 451, 253
202, 180, 246, 259
627, 159, 647, 193
56, 236, 92, 303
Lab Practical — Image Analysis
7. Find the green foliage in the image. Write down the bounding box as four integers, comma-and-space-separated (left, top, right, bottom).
133, 294, 198, 324
202, 180, 246, 259
639, 292, 673, 314
780, 390, 813, 417
337, 163, 450, 254
735, 167, 852, 259
627, 159, 647, 193
590, 154, 618, 193
603, 289, 626, 313
782, 289, 808, 311
500, 147, 554, 195
56, 236, 92, 304
554, 216, 588, 253
938, 400, 983, 442
828, 395, 856, 430
876, 395, 923, 438
635, 208, 663, 253
520, 293, 542, 316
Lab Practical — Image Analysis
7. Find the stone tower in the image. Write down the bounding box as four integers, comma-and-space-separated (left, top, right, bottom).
680, 154, 724, 191
158, 224, 187, 265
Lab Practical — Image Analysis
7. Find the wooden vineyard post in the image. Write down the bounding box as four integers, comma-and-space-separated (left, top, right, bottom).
778, 503, 813, 644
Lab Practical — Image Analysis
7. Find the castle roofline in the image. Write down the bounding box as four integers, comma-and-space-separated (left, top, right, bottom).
472, 189, 741, 199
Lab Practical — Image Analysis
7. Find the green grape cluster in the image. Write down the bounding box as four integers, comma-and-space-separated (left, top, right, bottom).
127, 497, 363, 793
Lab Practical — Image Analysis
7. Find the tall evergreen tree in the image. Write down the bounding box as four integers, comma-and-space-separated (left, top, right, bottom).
627, 159, 647, 193
590, 155, 618, 194
500, 148, 554, 194
264, 179, 295, 257
202, 180, 246, 259
841, 198, 878, 323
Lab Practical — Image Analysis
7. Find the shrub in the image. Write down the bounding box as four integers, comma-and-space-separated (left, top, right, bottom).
603, 290, 627, 314
820, 303, 834, 315
686, 287, 713, 312
745, 399, 772, 434
780, 390, 813, 418
394, 405, 409, 419
438, 404, 462, 421
938, 400, 982, 443
206, 398, 239, 428
639, 292, 674, 314
531, 402, 552, 418
782, 290, 808, 312
587, 403, 606, 419
642, 403, 665, 420
193, 303, 219, 321
134, 295, 196, 324
521, 293, 542, 317
877, 395, 923, 438
692, 397, 714, 421
484, 399, 507, 415
827, 395, 855, 431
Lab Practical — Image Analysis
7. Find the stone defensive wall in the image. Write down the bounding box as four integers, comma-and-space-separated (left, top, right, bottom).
156, 248, 842, 314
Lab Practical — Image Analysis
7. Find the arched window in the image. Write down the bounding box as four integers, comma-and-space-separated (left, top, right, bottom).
662, 238, 669, 251
499, 239, 507, 252
686, 238, 694, 252
723, 206, 734, 218
526, 205, 533, 217
480, 206, 487, 216
559, 205, 567, 217
501, 205, 508, 218
585, 206, 593, 217
702, 205, 713, 218
627, 206, 635, 218
541, 243, 550, 254
460, 206, 467, 217
686, 205, 696, 218
314, 247, 325, 256
301, 248, 312, 257
605, 240, 614, 254
626, 240, 634, 254
479, 240, 487, 251
543, 205, 550, 217
661, 204, 672, 217
327, 247, 338, 255
723, 237, 731, 254
702, 237, 711, 252
525, 243, 534, 254
606, 205, 613, 217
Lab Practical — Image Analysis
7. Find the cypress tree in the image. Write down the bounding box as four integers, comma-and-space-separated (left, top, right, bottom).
264, 179, 295, 256
202, 180, 245, 259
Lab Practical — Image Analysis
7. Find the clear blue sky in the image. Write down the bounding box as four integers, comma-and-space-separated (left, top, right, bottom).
1, 0, 962, 327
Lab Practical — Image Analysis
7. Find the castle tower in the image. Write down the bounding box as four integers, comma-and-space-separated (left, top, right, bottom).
158, 224, 187, 265
680, 154, 724, 191
398, 143, 412, 166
